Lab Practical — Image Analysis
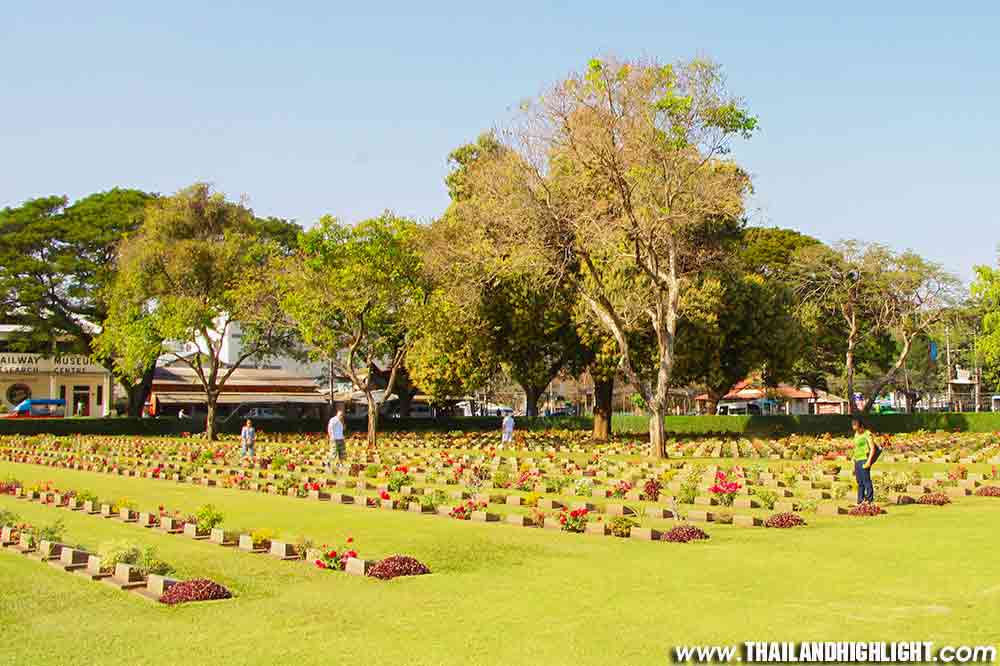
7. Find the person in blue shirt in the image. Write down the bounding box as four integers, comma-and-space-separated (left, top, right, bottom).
240, 419, 256, 458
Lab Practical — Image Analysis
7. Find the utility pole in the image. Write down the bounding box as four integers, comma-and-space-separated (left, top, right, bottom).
328, 358, 336, 415
974, 332, 980, 413
946, 327, 953, 411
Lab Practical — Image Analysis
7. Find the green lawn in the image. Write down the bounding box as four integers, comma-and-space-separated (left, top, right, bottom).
1, 461, 998, 665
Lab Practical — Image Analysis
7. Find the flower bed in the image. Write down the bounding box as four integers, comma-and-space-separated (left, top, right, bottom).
159, 579, 232, 605
368, 555, 430, 580
663, 525, 709, 543
848, 503, 886, 517
916, 492, 951, 506
974, 486, 1000, 497
314, 538, 358, 571
558, 508, 589, 533
448, 500, 485, 520
764, 512, 807, 529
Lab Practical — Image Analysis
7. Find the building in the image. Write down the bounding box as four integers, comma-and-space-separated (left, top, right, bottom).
694, 380, 847, 415
147, 365, 327, 419
171, 321, 326, 378
0, 325, 113, 416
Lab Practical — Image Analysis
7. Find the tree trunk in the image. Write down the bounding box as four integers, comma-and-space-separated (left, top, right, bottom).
592, 376, 614, 441
704, 391, 722, 417
328, 358, 336, 411
845, 317, 857, 415
524, 385, 543, 417
649, 408, 667, 458
125, 362, 157, 418
366, 393, 379, 450
863, 335, 915, 413
397, 389, 416, 419
205, 392, 218, 441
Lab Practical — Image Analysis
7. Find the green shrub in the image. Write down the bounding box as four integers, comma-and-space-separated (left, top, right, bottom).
251, 528, 276, 548
111, 497, 138, 513
276, 476, 299, 494
677, 484, 698, 505
99, 540, 143, 572
0, 508, 19, 527
140, 549, 173, 576
677, 465, 703, 505
543, 475, 571, 493
36, 519, 65, 543
387, 471, 413, 492
195, 504, 224, 532
420, 490, 447, 510
492, 470, 511, 489
76, 490, 98, 504
752, 488, 778, 511
608, 515, 638, 538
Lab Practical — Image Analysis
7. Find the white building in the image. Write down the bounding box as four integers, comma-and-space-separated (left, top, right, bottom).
167, 321, 327, 379
0, 325, 113, 416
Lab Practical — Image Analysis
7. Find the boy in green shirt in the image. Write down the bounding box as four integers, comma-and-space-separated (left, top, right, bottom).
851, 417, 876, 503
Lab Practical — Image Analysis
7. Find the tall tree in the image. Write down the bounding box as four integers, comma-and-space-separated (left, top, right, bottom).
283, 213, 427, 447
887, 334, 944, 412
971, 262, 1000, 389
673, 270, 801, 415
740, 227, 821, 276
793, 241, 958, 413
739, 227, 836, 399
425, 134, 588, 418
479, 277, 584, 416
441, 57, 757, 456
0, 188, 157, 416
97, 183, 298, 439
406, 290, 501, 405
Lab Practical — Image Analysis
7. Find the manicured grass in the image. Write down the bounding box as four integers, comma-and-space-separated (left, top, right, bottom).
1, 461, 998, 665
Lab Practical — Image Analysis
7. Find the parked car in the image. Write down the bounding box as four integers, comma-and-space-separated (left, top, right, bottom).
3, 399, 66, 418
241, 407, 287, 420
390, 402, 435, 419
546, 406, 576, 417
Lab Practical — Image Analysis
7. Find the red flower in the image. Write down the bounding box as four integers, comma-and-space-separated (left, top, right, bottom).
346, 537, 353, 543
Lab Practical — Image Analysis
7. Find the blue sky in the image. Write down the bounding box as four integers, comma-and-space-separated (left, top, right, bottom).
2, 2, 998, 281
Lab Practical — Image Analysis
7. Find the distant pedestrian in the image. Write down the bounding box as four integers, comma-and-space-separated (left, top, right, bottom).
178, 408, 186, 419
501, 412, 514, 445
327, 407, 346, 471
240, 419, 256, 458
851, 416, 876, 504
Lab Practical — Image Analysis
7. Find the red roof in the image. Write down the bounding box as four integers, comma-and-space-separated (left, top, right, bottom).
695, 380, 814, 402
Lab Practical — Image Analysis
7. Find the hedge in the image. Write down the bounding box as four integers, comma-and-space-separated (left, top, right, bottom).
0, 415, 593, 437
1, 412, 998, 437
643, 413, 1000, 436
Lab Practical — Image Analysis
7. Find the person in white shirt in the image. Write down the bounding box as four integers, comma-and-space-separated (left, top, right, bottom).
501, 412, 515, 445
240, 419, 256, 458
327, 407, 346, 471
